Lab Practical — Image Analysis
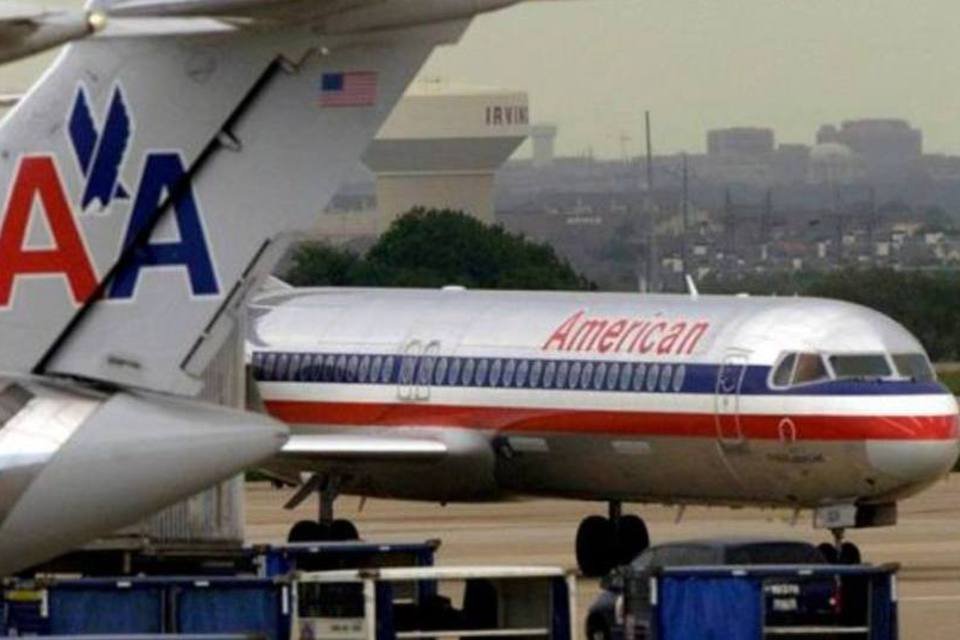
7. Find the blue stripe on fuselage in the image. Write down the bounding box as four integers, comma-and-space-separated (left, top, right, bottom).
250, 351, 948, 397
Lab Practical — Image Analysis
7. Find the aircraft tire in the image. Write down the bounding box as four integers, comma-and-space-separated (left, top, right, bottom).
576, 515, 616, 577
838, 542, 861, 565
616, 515, 649, 564
817, 542, 839, 564
331, 519, 360, 541
288, 520, 328, 543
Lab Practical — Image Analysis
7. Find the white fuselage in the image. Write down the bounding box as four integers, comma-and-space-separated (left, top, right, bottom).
250, 288, 960, 510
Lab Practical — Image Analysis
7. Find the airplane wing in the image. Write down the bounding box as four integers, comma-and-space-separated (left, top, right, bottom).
0, 4, 103, 64
281, 433, 448, 461
256, 432, 449, 488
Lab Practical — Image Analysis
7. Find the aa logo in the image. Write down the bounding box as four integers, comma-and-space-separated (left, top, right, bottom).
0, 85, 219, 307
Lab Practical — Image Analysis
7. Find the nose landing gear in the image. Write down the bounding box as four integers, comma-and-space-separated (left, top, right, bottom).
817, 528, 861, 565
575, 501, 650, 577
286, 474, 361, 543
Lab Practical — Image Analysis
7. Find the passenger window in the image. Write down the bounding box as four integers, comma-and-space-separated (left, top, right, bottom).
594, 363, 607, 390
632, 363, 646, 392
772, 353, 797, 387
435, 357, 449, 385
516, 360, 530, 387
357, 355, 371, 383
829, 354, 891, 380
289, 354, 303, 381
503, 359, 517, 386
260, 353, 276, 380
893, 353, 935, 382
490, 359, 504, 386
580, 363, 593, 389
308, 354, 324, 382
619, 363, 632, 391
462, 358, 476, 385
530, 360, 544, 388
672, 364, 686, 392
276, 354, 290, 381
793, 353, 829, 384
347, 355, 359, 382
659, 364, 673, 392
646, 364, 660, 392
324, 355, 337, 382
448, 358, 462, 385
381, 356, 395, 383
420, 357, 436, 385
335, 355, 348, 383
569, 362, 582, 389
475, 359, 489, 386
371, 356, 383, 383
544, 361, 558, 388
556, 362, 570, 388
607, 363, 620, 390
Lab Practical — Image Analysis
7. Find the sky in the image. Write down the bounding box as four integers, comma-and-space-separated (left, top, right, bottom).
5, 1, 960, 158
419, 0, 960, 157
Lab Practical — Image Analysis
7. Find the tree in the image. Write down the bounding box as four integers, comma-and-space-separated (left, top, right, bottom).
283, 208, 592, 291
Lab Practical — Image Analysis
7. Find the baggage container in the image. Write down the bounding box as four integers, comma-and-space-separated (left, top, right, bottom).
620, 563, 898, 640
292, 565, 577, 640
4, 577, 289, 639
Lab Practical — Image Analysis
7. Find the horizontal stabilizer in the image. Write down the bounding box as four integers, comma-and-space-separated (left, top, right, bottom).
0, 4, 102, 64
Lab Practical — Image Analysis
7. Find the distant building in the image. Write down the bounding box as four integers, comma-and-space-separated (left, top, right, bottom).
362, 81, 529, 230
816, 119, 922, 176
530, 123, 558, 168
809, 142, 863, 185
707, 127, 775, 157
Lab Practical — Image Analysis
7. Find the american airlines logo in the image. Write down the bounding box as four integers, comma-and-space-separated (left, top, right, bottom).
543, 311, 710, 356
0, 84, 219, 307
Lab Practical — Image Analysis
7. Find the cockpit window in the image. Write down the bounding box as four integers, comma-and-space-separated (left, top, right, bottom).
0, 384, 33, 427
828, 354, 892, 380
771, 352, 829, 387
772, 354, 797, 386
794, 353, 830, 384
892, 353, 936, 382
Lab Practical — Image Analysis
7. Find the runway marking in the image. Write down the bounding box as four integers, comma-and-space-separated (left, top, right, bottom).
901, 595, 960, 602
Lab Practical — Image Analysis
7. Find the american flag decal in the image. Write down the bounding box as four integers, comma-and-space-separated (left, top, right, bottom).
319, 72, 378, 107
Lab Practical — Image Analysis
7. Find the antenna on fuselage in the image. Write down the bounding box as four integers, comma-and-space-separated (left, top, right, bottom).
684, 274, 699, 300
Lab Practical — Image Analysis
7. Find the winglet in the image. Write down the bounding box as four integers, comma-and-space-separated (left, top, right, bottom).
685, 274, 700, 300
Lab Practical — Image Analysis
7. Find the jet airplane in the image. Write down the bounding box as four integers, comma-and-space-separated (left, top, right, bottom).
249, 287, 960, 575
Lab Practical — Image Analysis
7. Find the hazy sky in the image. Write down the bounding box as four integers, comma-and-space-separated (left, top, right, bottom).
6, 1, 960, 158
421, 1, 960, 157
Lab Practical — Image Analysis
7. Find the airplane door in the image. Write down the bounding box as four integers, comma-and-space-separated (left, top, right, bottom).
715, 352, 748, 446
397, 340, 423, 401
415, 341, 441, 401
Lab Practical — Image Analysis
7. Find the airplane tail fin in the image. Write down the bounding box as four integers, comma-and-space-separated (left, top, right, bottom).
0, 1, 497, 394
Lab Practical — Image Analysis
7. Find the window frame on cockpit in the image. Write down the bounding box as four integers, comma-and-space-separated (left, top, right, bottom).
768, 351, 832, 389
825, 352, 896, 382
891, 352, 937, 382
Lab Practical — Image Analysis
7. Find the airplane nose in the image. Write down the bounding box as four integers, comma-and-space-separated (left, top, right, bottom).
866, 438, 960, 487
0, 391, 288, 575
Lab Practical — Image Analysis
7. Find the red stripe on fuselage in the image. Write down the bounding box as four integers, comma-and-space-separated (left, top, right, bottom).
263, 401, 959, 441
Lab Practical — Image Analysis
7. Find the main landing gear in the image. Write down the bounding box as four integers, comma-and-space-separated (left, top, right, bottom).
286, 474, 361, 543
817, 528, 861, 565
576, 502, 649, 577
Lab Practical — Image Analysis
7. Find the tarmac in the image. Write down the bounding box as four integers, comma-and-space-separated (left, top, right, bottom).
246, 476, 960, 639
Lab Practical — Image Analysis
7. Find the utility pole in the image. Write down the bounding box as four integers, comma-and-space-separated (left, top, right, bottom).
641, 110, 657, 292
644, 111, 654, 192
724, 187, 735, 255
681, 153, 689, 278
